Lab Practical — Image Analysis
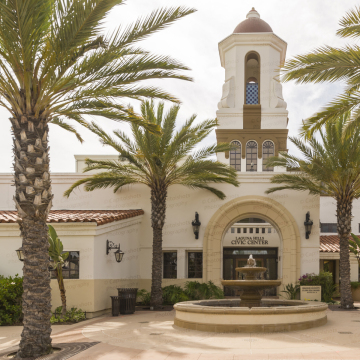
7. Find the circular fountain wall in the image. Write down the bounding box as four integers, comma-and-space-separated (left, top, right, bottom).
174, 299, 328, 333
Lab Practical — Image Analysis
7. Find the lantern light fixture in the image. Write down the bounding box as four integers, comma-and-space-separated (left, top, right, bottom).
16, 247, 24, 261
106, 240, 124, 263
192, 212, 201, 240
304, 211, 313, 239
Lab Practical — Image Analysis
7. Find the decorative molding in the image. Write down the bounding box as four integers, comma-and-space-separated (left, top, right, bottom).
243, 104, 261, 130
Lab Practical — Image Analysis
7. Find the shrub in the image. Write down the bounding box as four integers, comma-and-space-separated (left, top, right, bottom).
299, 272, 334, 302
351, 281, 360, 289
184, 281, 224, 300
136, 281, 224, 306
137, 289, 151, 305
162, 285, 189, 304
281, 283, 300, 300
0, 275, 23, 325
50, 307, 86, 324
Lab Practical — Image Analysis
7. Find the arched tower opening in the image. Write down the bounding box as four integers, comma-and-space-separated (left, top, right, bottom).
245, 52, 260, 105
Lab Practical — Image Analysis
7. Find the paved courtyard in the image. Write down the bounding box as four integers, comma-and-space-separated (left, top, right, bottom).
1, 306, 360, 359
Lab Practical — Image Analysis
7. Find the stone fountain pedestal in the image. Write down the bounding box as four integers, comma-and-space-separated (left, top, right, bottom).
222, 264, 282, 308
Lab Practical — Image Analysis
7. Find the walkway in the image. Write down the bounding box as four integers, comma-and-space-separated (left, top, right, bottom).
1, 306, 360, 359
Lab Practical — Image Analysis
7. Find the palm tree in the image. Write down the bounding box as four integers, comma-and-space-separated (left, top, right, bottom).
0, 1, 195, 357
282, 6, 360, 138
64, 101, 240, 308
265, 114, 360, 309
48, 225, 69, 318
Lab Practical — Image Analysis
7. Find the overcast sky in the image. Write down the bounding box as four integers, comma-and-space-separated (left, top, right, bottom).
0, 0, 357, 173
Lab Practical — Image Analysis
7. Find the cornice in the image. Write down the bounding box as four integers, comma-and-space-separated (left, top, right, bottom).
218, 32, 287, 67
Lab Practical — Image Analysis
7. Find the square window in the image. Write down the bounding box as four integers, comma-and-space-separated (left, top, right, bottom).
243, 228, 247, 233
262, 228, 265, 234
50, 251, 80, 279
268, 228, 271, 233
250, 228, 253, 234
256, 228, 259, 233
231, 227, 235, 233
163, 252, 177, 279
237, 228, 241, 233
188, 252, 202, 278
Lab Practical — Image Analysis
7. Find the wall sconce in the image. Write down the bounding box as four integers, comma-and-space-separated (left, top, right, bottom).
16, 247, 24, 261
106, 240, 124, 263
304, 211, 313, 239
192, 212, 201, 239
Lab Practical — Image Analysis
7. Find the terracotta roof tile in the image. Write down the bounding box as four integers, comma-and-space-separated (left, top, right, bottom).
320, 235, 359, 252
0, 209, 144, 226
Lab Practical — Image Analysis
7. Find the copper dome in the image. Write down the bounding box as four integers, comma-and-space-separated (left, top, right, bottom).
233, 8, 273, 34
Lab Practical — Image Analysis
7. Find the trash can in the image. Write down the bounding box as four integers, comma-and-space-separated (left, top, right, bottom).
110, 296, 121, 316
117, 288, 138, 314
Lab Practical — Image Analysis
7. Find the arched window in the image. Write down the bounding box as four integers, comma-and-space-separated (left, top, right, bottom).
246, 141, 258, 171
262, 141, 274, 171
245, 52, 260, 105
230, 140, 241, 171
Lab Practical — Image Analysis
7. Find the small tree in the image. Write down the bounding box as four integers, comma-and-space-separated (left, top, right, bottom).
48, 225, 69, 317
65, 101, 239, 308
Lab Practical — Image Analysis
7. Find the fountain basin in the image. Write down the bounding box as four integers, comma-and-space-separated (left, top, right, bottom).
174, 299, 328, 333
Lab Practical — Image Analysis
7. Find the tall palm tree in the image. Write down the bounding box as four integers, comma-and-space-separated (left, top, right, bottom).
48, 225, 69, 318
0, 1, 195, 357
64, 101, 240, 308
282, 6, 360, 138
265, 114, 360, 309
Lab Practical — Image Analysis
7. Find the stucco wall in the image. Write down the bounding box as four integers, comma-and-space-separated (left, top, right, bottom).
320, 196, 360, 234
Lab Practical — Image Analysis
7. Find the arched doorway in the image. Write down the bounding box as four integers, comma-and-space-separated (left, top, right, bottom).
203, 195, 301, 288
223, 216, 280, 296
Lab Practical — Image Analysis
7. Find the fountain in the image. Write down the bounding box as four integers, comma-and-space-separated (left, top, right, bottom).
174, 255, 328, 333
221, 254, 282, 308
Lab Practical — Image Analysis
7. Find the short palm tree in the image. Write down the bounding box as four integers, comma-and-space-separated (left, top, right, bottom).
265, 113, 360, 309
0, 1, 195, 357
282, 6, 360, 138
48, 225, 68, 317
65, 101, 240, 308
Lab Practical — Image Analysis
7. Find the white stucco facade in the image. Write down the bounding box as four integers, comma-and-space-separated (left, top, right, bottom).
0, 8, 358, 316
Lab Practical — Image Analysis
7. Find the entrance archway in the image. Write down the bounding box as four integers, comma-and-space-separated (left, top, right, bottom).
203, 195, 301, 286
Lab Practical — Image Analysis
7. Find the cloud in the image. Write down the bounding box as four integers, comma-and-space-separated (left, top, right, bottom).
0, 0, 357, 172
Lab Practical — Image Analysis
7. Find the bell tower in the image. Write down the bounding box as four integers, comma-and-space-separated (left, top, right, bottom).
216, 8, 288, 172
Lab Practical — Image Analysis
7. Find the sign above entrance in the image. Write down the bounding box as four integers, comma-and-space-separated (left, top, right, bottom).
231, 237, 269, 245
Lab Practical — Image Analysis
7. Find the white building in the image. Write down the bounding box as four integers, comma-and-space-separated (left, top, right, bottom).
0, 8, 358, 317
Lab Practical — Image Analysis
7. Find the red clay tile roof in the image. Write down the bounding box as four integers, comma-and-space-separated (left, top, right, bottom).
320, 235, 360, 252
0, 210, 144, 226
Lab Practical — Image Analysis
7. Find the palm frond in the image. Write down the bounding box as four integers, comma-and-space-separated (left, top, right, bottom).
65, 101, 239, 200
50, 117, 85, 143
337, 6, 360, 38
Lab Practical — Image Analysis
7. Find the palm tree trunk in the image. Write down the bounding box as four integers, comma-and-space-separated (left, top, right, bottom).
150, 185, 167, 309
11, 114, 53, 358
55, 267, 67, 317
337, 197, 354, 309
